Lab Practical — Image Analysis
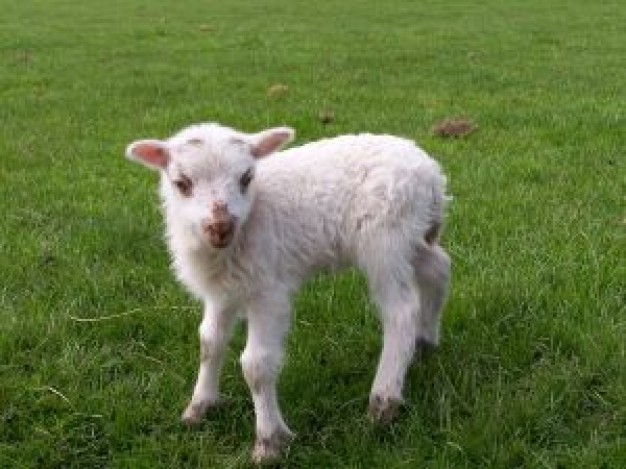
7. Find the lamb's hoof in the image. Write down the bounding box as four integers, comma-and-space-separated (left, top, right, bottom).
251, 428, 294, 465
181, 399, 218, 426
368, 394, 404, 425
415, 338, 438, 360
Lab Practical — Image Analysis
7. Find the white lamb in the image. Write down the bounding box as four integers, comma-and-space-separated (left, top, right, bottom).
125, 123, 451, 464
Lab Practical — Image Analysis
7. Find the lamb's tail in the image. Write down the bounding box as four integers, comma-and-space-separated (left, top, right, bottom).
424, 173, 451, 245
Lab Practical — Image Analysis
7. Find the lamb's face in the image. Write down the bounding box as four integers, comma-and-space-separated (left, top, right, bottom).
126, 123, 294, 250
163, 130, 257, 249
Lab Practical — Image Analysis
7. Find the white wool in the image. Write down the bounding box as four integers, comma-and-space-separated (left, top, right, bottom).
162, 126, 446, 297
126, 122, 451, 463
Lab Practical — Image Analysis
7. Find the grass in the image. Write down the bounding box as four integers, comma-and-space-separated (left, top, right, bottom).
0, 0, 624, 467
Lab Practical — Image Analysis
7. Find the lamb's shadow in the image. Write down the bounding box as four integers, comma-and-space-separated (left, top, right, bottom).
279, 282, 558, 458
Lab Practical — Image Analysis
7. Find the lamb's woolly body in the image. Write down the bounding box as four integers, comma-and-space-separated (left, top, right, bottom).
126, 123, 451, 464
167, 132, 446, 303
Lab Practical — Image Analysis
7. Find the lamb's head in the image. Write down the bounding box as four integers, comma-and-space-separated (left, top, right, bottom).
126, 123, 294, 249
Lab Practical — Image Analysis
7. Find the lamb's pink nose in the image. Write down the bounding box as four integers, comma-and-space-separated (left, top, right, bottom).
202, 219, 235, 247
213, 200, 228, 213
202, 202, 236, 248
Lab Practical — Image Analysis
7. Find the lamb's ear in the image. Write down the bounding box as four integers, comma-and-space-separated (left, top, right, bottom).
250, 127, 295, 158
125, 139, 170, 170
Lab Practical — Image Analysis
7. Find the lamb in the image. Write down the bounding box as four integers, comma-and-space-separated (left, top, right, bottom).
125, 122, 451, 464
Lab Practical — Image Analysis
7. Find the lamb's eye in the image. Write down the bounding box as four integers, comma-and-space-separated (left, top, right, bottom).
239, 169, 254, 192
174, 176, 193, 197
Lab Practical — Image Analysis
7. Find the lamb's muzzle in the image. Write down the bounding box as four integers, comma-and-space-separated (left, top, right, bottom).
202, 201, 236, 248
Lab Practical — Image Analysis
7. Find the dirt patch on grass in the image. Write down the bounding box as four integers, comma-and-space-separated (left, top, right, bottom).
432, 118, 477, 138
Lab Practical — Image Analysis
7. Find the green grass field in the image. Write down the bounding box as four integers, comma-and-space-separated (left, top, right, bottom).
1, 0, 624, 467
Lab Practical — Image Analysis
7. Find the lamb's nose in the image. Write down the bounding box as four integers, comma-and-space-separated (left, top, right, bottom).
213, 201, 228, 213
201, 215, 235, 248
207, 219, 233, 237
202, 218, 232, 234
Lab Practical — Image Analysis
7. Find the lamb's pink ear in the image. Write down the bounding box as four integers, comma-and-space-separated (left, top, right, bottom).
250, 127, 295, 158
125, 139, 170, 170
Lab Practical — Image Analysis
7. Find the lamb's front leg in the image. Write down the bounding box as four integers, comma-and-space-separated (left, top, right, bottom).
182, 299, 237, 425
241, 294, 293, 464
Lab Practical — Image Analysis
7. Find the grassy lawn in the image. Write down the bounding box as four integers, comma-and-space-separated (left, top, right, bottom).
1, 0, 624, 467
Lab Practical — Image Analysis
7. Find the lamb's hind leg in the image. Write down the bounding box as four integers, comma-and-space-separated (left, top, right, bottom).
413, 243, 451, 357
367, 261, 421, 425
